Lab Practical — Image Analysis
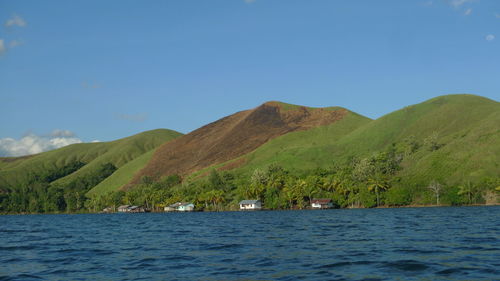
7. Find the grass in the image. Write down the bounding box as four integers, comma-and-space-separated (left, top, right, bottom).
187, 109, 372, 180
2, 94, 498, 197
87, 148, 158, 196
0, 129, 182, 189
189, 94, 500, 187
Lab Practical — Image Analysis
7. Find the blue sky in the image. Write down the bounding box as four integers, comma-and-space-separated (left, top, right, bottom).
0, 0, 499, 156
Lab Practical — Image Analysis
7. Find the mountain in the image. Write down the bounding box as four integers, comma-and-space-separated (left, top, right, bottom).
125, 102, 368, 188
1, 94, 498, 213
191, 94, 499, 187
0, 129, 182, 190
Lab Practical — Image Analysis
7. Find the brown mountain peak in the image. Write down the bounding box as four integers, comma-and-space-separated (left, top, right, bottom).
125, 102, 348, 188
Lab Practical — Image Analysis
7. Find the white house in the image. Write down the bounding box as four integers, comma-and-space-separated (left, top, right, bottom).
117, 205, 148, 213
311, 198, 334, 209
117, 205, 131, 212
164, 202, 195, 212
239, 200, 262, 210
177, 203, 194, 212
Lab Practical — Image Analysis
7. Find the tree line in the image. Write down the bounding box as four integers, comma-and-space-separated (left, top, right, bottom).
0, 161, 116, 213
1, 140, 499, 214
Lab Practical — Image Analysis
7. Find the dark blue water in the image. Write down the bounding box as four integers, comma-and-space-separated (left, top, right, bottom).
1, 206, 499, 280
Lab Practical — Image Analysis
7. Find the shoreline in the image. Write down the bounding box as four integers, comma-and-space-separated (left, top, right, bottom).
2, 203, 499, 216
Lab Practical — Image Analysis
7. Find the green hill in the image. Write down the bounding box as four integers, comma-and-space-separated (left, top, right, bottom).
191, 94, 499, 187
1, 94, 498, 214
187, 109, 372, 179
87, 148, 158, 196
0, 129, 182, 189
328, 94, 500, 185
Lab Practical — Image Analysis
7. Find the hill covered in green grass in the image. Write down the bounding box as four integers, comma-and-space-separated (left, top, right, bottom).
1, 94, 498, 214
0, 129, 182, 190
186, 94, 499, 193
87, 148, 158, 197
202, 95, 498, 182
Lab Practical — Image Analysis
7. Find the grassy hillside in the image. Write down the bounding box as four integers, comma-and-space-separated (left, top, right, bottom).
0, 129, 182, 189
130, 101, 350, 185
400, 109, 500, 186
192, 94, 499, 187
188, 109, 372, 179
328, 94, 499, 185
2, 94, 498, 214
87, 148, 157, 196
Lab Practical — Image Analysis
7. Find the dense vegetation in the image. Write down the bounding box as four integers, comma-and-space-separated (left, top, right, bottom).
81, 139, 499, 213
3, 137, 496, 214
0, 161, 116, 213
0, 94, 498, 214
0, 129, 182, 189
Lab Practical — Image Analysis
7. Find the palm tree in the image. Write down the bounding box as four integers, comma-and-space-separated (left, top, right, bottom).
294, 179, 307, 209
304, 175, 320, 206
367, 173, 389, 206
322, 175, 340, 193
458, 181, 475, 204
205, 189, 225, 211
282, 186, 295, 209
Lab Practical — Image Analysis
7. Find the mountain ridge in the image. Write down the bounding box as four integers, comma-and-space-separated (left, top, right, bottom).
0, 94, 498, 210
126, 101, 359, 188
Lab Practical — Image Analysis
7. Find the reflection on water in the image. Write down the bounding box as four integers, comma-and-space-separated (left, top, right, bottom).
1, 206, 499, 280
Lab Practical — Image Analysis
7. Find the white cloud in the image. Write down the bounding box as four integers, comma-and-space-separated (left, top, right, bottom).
50, 129, 75, 138
0, 131, 83, 157
485, 34, 495, 41
91, 140, 101, 143
0, 39, 5, 55
5, 14, 26, 28
464, 8, 472, 15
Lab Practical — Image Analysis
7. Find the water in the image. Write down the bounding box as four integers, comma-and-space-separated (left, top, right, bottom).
1, 206, 499, 281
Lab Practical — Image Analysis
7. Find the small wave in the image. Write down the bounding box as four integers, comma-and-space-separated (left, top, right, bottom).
162, 254, 193, 262
437, 267, 470, 275
1, 257, 23, 263
13, 273, 44, 280
0, 245, 38, 251
0, 229, 24, 233
210, 268, 251, 276
479, 268, 499, 274
394, 248, 446, 254
316, 260, 376, 269
43, 256, 78, 265
52, 248, 79, 254
43, 269, 79, 275
462, 237, 497, 243
89, 248, 114, 255
206, 243, 242, 250
381, 260, 430, 271
120, 257, 159, 270
254, 258, 276, 267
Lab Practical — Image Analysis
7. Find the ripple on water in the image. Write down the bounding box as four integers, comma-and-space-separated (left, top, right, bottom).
380, 260, 431, 272
0, 206, 499, 280
316, 260, 378, 269
436, 267, 471, 275
0, 245, 39, 251
206, 243, 243, 251
8, 273, 44, 281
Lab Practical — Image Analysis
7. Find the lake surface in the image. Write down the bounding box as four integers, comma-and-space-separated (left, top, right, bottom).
1, 206, 499, 280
